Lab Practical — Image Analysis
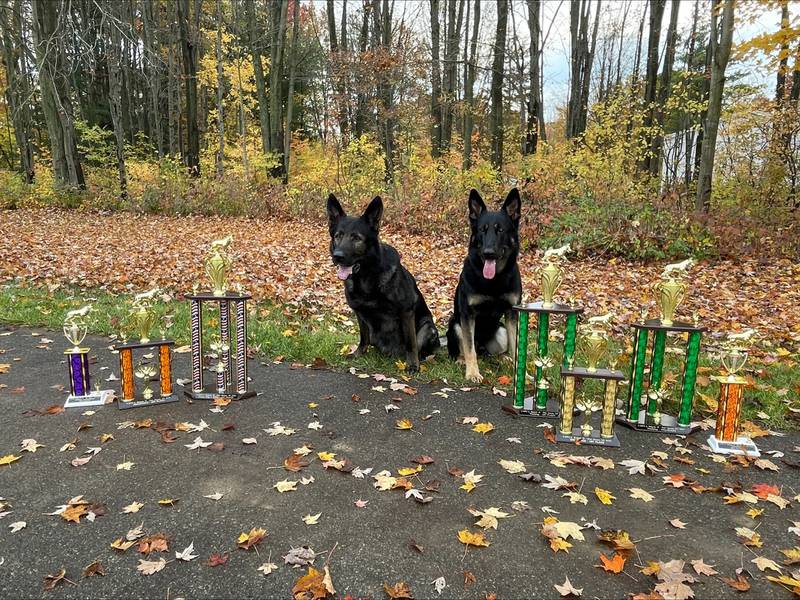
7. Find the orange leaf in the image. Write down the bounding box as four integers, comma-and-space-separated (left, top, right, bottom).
598, 552, 626, 573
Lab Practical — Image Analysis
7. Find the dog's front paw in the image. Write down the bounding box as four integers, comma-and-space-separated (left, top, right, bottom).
352, 345, 368, 357
465, 366, 483, 383
405, 357, 420, 374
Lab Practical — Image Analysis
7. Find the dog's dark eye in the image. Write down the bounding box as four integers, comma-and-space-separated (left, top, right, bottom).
334, 232, 342, 239
351, 233, 363, 242
495, 224, 503, 233
481, 225, 488, 233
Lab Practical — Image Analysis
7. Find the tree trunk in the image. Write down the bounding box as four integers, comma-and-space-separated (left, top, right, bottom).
354, 0, 370, 138
106, 0, 127, 199
695, 0, 734, 213
490, 0, 508, 169
284, 0, 300, 182
683, 0, 699, 187
215, 0, 225, 176
640, 0, 666, 173
0, 0, 34, 183
177, 0, 200, 176
462, 0, 479, 169
649, 0, 680, 177
142, 0, 165, 159
430, 0, 442, 158
374, 0, 394, 180
246, 0, 270, 155
268, 0, 289, 178
566, 0, 599, 139
776, 0, 789, 106
30, 0, 85, 188
441, 0, 463, 152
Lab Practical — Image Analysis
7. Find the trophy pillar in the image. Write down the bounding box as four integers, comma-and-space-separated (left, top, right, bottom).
601, 380, 618, 438
559, 374, 576, 435
678, 330, 702, 427
66, 349, 91, 397
627, 328, 649, 421
648, 329, 667, 405
120, 348, 135, 400
116, 339, 179, 409
555, 364, 622, 447
159, 345, 173, 396
512, 312, 530, 410
218, 299, 230, 392
235, 298, 248, 394
534, 312, 550, 410
708, 373, 759, 457
190, 299, 204, 394
505, 302, 584, 419
62, 306, 114, 409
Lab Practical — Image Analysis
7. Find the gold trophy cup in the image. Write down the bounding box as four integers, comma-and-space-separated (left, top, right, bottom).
652, 259, 693, 326
539, 244, 570, 308
581, 329, 609, 373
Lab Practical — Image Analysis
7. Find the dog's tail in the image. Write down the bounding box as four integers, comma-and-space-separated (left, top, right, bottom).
446, 315, 460, 359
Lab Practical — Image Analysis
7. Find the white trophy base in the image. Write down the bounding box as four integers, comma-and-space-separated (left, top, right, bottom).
64, 389, 115, 409
708, 435, 760, 458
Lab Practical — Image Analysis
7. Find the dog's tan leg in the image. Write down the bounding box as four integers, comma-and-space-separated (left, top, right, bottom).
460, 317, 482, 383
505, 310, 518, 365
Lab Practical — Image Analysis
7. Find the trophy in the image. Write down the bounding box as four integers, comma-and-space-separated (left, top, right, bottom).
62, 306, 114, 408
556, 319, 622, 447
114, 289, 179, 409
707, 336, 760, 457
620, 259, 704, 434
185, 236, 255, 401
505, 245, 583, 418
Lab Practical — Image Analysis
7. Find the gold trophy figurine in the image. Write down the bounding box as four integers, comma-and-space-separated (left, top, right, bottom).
653, 259, 694, 326
205, 235, 233, 296
131, 288, 159, 344
581, 328, 609, 373
539, 244, 570, 308
63, 305, 91, 351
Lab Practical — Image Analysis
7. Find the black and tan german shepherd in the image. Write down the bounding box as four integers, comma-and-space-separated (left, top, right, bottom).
446, 188, 522, 382
327, 194, 440, 372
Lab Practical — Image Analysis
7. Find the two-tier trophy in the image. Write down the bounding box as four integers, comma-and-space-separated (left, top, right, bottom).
556, 316, 623, 447
619, 259, 705, 434
62, 306, 114, 408
185, 236, 255, 401
505, 245, 583, 418
115, 289, 179, 409
707, 335, 760, 457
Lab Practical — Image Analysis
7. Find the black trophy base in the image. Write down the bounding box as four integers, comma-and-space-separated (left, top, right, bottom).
503, 396, 581, 419
118, 393, 180, 410
617, 412, 695, 435
556, 426, 621, 447
184, 388, 256, 401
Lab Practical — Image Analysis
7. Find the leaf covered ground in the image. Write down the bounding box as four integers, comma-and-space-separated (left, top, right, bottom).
1, 209, 799, 351
1, 327, 800, 599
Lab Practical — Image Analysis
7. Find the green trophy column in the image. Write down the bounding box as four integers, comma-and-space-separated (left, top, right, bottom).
534, 312, 550, 410
678, 331, 701, 426
647, 330, 667, 414
627, 327, 649, 421
562, 312, 578, 368
513, 311, 529, 409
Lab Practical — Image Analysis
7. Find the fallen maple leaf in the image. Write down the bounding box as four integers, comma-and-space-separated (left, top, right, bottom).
82, 560, 105, 578
383, 581, 414, 599
670, 518, 687, 529
598, 553, 626, 573
628, 488, 655, 502
721, 574, 751, 591
0, 454, 21, 466
237, 527, 267, 550
690, 559, 717, 576
395, 418, 413, 430
206, 552, 229, 567
293, 566, 336, 599
137, 557, 166, 576
122, 501, 144, 514
302, 513, 321, 525
274, 480, 298, 493
554, 576, 583, 596
472, 422, 494, 434
752, 556, 783, 573
458, 529, 490, 547
594, 487, 615, 505
175, 542, 199, 561
43, 567, 69, 591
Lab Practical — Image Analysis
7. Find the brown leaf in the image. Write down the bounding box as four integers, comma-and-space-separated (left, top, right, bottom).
463, 570, 476, 587
411, 455, 434, 465
82, 560, 105, 578
721, 574, 751, 592
284, 453, 311, 472
206, 552, 229, 567
383, 581, 413, 599
43, 568, 68, 591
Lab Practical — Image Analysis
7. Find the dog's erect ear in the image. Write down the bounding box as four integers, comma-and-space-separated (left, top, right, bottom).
501, 188, 521, 222
327, 194, 345, 233
362, 196, 384, 232
468, 189, 486, 222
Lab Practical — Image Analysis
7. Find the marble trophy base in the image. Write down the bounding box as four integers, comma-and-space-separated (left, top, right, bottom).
708, 435, 760, 457
556, 426, 621, 448
64, 389, 115, 409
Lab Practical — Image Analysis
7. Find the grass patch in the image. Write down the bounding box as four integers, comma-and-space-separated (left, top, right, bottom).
1, 281, 797, 430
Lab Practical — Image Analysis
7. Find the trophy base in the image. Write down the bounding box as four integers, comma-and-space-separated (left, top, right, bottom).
708, 435, 760, 457
118, 394, 180, 410
502, 396, 563, 419
556, 427, 620, 448
64, 389, 115, 409
184, 388, 256, 401
617, 412, 695, 435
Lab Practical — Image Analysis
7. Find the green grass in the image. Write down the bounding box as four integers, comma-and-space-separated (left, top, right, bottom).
1, 282, 797, 430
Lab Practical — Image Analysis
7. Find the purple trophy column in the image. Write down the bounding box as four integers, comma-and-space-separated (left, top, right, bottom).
191, 300, 203, 392
236, 300, 247, 394
71, 354, 86, 396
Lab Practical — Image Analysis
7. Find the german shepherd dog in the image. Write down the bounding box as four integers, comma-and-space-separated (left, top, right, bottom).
446, 189, 522, 382
327, 194, 440, 372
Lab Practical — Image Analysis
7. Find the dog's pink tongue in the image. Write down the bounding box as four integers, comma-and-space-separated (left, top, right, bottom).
336, 265, 353, 280
483, 259, 497, 280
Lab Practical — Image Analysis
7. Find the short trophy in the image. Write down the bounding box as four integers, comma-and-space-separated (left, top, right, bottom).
115, 289, 179, 409
619, 259, 704, 434
62, 306, 114, 408
185, 236, 255, 400
556, 318, 623, 447
505, 244, 583, 418
707, 335, 760, 457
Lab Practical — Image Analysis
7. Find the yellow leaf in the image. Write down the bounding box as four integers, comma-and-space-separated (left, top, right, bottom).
0, 454, 21, 466
395, 360, 406, 370
397, 465, 423, 476
308, 402, 318, 408
317, 451, 336, 461
746, 508, 764, 519
158, 498, 178, 506
457, 529, 490, 547
550, 537, 572, 553
460, 481, 476, 493
110, 538, 135, 551
472, 422, 495, 434
395, 418, 413, 430
594, 487, 615, 505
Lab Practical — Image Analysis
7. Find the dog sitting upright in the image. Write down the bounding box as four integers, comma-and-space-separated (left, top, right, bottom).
446, 188, 522, 382
327, 194, 440, 372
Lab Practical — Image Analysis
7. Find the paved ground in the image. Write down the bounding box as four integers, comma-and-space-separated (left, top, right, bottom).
0, 326, 798, 599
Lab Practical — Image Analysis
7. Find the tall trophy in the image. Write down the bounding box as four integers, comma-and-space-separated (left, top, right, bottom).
707, 334, 760, 457
62, 306, 114, 408
185, 236, 255, 401
556, 316, 623, 447
114, 289, 179, 409
505, 245, 583, 418
619, 259, 704, 434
